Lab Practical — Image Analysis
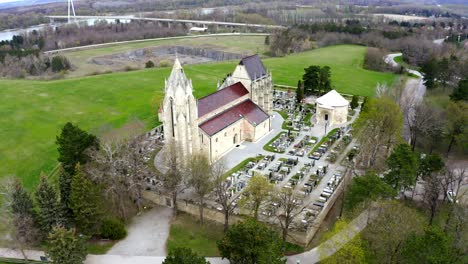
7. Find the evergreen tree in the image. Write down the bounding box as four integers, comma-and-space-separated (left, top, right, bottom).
350, 95, 359, 109
302, 65, 321, 95
11, 179, 36, 217
385, 143, 419, 191
264, 35, 270, 45
420, 59, 438, 89
319, 66, 332, 94
59, 168, 73, 220
46, 226, 87, 264
296, 80, 304, 104
69, 165, 101, 235
35, 174, 64, 235
10, 179, 41, 250
450, 79, 467, 102
56, 122, 99, 175
145, 60, 155, 68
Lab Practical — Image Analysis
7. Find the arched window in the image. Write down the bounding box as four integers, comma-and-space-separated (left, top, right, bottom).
170, 98, 175, 137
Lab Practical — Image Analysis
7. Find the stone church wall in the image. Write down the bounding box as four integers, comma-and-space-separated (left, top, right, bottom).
253, 118, 271, 141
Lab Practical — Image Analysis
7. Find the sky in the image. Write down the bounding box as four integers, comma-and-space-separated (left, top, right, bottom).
0, 0, 21, 3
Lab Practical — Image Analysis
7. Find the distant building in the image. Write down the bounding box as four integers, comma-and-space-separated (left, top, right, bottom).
158, 55, 273, 163
315, 90, 349, 127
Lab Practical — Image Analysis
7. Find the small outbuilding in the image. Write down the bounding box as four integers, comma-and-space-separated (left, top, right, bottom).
315, 90, 349, 127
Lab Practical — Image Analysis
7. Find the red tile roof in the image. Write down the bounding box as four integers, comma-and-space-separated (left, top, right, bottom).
199, 99, 269, 136
197, 82, 249, 118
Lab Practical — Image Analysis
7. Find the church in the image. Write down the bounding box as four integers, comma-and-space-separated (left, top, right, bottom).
158, 55, 273, 163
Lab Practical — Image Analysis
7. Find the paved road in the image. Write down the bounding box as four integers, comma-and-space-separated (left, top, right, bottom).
107, 207, 172, 256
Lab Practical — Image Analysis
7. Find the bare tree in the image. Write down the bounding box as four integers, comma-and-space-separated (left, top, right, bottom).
272, 187, 307, 241
422, 170, 445, 226
159, 142, 187, 215
212, 159, 235, 231
86, 135, 151, 220
188, 153, 213, 224
406, 102, 442, 151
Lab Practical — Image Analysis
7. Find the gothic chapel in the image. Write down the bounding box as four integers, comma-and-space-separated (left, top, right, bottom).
159, 55, 273, 163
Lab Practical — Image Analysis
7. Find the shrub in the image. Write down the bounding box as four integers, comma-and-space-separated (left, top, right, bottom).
51, 55, 71, 72
100, 218, 127, 240
145, 60, 155, 68
159, 60, 171, 67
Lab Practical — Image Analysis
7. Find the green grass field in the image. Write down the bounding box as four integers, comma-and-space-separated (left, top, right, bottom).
0, 44, 396, 188
167, 213, 224, 257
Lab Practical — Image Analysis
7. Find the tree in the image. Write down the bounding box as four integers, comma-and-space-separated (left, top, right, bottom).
56, 122, 99, 175
400, 227, 455, 264
163, 247, 210, 264
46, 226, 87, 264
2, 178, 40, 259
420, 58, 438, 89
350, 95, 359, 109
35, 174, 64, 235
160, 142, 187, 215
363, 201, 425, 263
385, 143, 418, 191
344, 172, 395, 211
188, 153, 213, 224
145, 60, 155, 68
319, 66, 331, 94
302, 65, 320, 95
217, 219, 284, 264
296, 80, 304, 104
450, 79, 468, 102
69, 165, 101, 235
212, 159, 235, 231
86, 136, 151, 220
418, 154, 445, 225
406, 102, 441, 151
240, 175, 273, 220
273, 188, 306, 241
353, 97, 403, 168
264, 35, 270, 45
444, 101, 467, 156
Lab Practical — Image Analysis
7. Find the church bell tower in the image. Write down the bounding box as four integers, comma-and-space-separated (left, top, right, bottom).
159, 57, 200, 163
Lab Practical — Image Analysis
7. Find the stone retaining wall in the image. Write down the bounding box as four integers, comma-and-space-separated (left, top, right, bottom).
143, 171, 347, 247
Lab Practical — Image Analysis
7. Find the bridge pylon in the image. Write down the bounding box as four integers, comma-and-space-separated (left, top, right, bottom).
67, 0, 77, 24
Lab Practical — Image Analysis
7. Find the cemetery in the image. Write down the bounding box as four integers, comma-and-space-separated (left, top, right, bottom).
145, 86, 361, 246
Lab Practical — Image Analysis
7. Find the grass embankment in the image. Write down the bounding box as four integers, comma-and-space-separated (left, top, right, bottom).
66, 35, 269, 77
167, 213, 224, 257
263, 132, 287, 153
308, 128, 339, 156
223, 155, 265, 179
0, 44, 396, 189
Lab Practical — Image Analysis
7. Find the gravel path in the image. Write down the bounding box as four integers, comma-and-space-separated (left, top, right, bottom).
107, 206, 173, 256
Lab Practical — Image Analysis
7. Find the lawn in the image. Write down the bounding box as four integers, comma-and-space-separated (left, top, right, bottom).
264, 45, 395, 96
166, 213, 225, 257
0, 44, 396, 189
